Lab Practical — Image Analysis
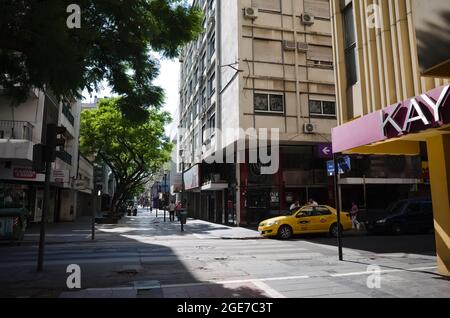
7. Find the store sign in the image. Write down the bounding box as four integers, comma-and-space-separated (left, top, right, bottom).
332, 85, 450, 154
51, 170, 69, 183
12, 167, 36, 179
73, 179, 89, 190
381, 85, 450, 138
183, 164, 200, 190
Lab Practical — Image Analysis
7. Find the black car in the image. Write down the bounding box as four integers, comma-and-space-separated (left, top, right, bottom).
365, 198, 433, 235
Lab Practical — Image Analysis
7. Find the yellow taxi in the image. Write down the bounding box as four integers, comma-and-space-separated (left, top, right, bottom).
258, 205, 353, 239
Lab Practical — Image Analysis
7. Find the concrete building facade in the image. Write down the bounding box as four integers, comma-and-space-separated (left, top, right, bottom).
0, 89, 93, 222
178, 0, 338, 226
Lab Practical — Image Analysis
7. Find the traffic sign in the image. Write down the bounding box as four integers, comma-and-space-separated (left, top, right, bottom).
318, 143, 333, 159
327, 156, 351, 176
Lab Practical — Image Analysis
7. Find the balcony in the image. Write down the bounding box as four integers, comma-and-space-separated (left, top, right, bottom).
62, 104, 75, 126
0, 120, 33, 141
0, 121, 35, 161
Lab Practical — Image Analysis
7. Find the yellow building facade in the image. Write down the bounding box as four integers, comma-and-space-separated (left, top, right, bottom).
330, 0, 450, 275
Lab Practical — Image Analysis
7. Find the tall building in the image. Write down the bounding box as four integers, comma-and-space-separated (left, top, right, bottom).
0, 89, 93, 222
178, 0, 337, 226
329, 0, 450, 275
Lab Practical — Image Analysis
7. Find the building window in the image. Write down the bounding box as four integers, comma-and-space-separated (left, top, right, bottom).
201, 87, 207, 108
193, 98, 198, 119
208, 72, 216, 96
209, 33, 215, 58
343, 3, 357, 86
309, 100, 336, 116
254, 93, 284, 113
200, 51, 206, 73
208, 112, 216, 136
208, 0, 215, 11
193, 68, 198, 87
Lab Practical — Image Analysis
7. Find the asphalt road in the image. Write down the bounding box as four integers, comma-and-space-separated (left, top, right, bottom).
0, 209, 447, 298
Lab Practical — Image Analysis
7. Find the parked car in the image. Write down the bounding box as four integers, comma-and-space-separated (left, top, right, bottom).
258, 205, 353, 240
365, 198, 433, 235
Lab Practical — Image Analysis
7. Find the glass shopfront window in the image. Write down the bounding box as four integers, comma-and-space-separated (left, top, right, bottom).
0, 183, 32, 209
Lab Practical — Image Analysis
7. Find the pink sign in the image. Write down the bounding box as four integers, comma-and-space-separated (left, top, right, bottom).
332, 85, 450, 153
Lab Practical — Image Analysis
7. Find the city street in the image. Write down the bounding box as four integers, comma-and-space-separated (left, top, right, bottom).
0, 208, 448, 298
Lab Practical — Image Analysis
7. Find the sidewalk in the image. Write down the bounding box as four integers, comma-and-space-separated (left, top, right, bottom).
10, 209, 262, 246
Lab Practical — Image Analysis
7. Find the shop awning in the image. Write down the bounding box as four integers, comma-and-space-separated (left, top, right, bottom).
332, 85, 450, 155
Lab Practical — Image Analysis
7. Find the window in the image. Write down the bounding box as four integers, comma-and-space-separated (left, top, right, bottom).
270, 95, 284, 112
254, 93, 284, 113
315, 206, 332, 216
208, 0, 215, 11
343, 3, 357, 86
193, 98, 198, 119
193, 68, 198, 87
201, 87, 207, 107
309, 100, 336, 116
209, 33, 215, 58
200, 51, 206, 73
208, 72, 216, 96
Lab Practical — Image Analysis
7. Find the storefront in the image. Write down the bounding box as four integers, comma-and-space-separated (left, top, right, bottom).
332, 84, 450, 276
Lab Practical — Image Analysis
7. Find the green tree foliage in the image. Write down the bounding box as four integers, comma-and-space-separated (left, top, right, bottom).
0, 0, 202, 121
80, 98, 172, 213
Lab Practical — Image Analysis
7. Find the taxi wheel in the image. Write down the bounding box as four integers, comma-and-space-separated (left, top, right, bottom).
277, 225, 293, 240
330, 223, 343, 238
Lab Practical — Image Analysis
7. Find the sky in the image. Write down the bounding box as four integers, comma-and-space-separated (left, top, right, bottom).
82, 56, 180, 138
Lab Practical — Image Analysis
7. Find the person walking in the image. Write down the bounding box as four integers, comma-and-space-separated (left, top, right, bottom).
289, 200, 300, 212
308, 198, 318, 207
350, 202, 359, 229
168, 201, 176, 222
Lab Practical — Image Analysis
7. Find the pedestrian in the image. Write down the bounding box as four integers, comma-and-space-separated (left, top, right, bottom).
289, 200, 300, 212
168, 201, 176, 222
175, 201, 182, 221
308, 198, 318, 207
350, 202, 359, 229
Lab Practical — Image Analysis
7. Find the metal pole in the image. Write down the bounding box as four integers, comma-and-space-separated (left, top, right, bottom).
37, 161, 51, 272
91, 187, 96, 240
163, 174, 166, 222
363, 174, 367, 209
333, 153, 343, 261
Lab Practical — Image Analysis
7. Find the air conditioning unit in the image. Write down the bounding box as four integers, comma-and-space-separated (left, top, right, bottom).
283, 40, 296, 51
301, 12, 315, 25
244, 7, 259, 20
297, 42, 309, 52
303, 123, 317, 134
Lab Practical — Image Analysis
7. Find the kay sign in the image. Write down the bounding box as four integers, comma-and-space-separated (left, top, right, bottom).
381, 85, 450, 138
332, 85, 450, 154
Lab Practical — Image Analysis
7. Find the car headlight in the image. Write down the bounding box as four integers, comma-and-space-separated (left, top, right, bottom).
376, 219, 386, 224
266, 220, 279, 226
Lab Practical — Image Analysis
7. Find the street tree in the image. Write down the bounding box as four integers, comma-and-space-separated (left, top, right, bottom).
80, 98, 172, 214
0, 0, 202, 121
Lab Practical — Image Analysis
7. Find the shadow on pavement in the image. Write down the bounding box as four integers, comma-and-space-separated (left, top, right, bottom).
291, 232, 436, 256
0, 211, 267, 298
